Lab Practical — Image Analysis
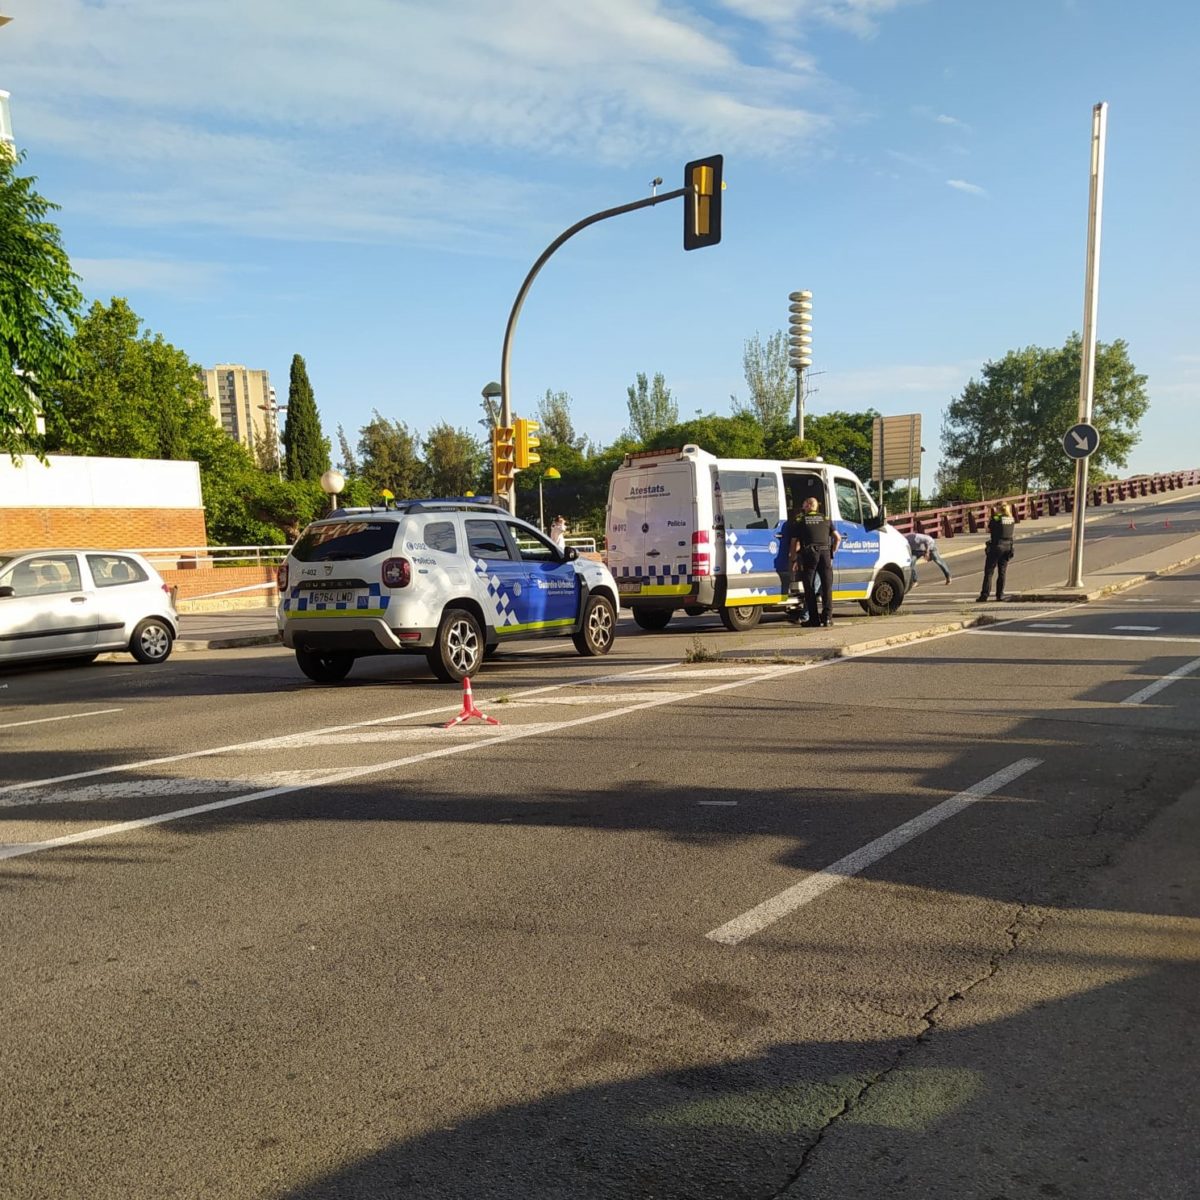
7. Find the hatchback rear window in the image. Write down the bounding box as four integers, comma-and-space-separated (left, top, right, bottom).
291, 520, 398, 562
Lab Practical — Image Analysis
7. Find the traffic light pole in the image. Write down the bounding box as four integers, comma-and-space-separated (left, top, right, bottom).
498, 187, 686, 513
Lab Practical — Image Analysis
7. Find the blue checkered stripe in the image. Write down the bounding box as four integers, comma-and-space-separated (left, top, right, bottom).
725, 530, 781, 574
473, 559, 521, 627
283, 583, 389, 613
614, 563, 690, 584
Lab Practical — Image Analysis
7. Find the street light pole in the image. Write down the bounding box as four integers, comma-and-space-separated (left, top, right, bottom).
539, 467, 560, 531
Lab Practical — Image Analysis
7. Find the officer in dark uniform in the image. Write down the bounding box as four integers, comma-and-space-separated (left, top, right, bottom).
790, 496, 841, 627
978, 501, 1016, 601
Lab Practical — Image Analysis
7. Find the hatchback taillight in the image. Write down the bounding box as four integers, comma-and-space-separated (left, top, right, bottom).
382, 557, 411, 588
277, 563, 289, 591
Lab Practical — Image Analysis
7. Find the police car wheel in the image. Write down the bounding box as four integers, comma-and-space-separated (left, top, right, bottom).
428, 608, 483, 682
683, 605, 707, 617
632, 608, 672, 631
720, 604, 762, 632
295, 647, 354, 683
861, 570, 905, 616
573, 594, 616, 657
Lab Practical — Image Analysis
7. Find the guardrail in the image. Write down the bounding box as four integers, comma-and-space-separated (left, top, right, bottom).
887, 468, 1200, 538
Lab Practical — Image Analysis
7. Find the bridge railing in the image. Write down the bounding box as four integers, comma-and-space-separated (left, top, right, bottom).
886, 468, 1200, 538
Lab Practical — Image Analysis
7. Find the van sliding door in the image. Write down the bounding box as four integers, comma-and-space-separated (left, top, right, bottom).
716, 469, 786, 605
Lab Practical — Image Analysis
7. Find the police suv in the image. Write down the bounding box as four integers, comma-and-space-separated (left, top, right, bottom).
605, 445, 915, 631
277, 500, 619, 683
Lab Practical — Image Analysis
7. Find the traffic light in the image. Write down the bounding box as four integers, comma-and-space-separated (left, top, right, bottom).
492, 425, 515, 498
683, 154, 723, 250
788, 290, 812, 370
514, 416, 541, 470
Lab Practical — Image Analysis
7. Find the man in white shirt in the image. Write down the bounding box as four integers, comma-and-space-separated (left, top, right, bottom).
906, 530, 951, 585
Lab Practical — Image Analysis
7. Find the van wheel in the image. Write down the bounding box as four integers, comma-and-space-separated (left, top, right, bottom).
573, 594, 616, 657
633, 608, 672, 631
428, 608, 483, 681
720, 604, 762, 632
295, 647, 354, 682
130, 617, 174, 663
860, 570, 905, 616
683, 605, 707, 617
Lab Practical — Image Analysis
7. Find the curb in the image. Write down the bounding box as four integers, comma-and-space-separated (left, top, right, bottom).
1012, 549, 1200, 604
174, 634, 282, 652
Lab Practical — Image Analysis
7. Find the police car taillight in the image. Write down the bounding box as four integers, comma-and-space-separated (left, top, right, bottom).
277, 563, 289, 592
691, 530, 711, 577
382, 557, 411, 588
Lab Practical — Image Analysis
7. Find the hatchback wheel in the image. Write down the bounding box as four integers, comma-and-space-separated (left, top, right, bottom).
573, 594, 616, 657
295, 647, 354, 683
428, 608, 483, 682
130, 617, 174, 663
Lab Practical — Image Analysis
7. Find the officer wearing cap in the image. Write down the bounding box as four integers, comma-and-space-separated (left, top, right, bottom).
790, 496, 841, 627
978, 501, 1016, 602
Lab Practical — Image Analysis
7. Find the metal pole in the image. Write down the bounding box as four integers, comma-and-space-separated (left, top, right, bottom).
539, 477, 545, 531
499, 186, 686, 514
1066, 101, 1107, 589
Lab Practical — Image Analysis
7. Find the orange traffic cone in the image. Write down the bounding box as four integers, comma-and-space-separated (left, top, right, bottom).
442, 675, 500, 728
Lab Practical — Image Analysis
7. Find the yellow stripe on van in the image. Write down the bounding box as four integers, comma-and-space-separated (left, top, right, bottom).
723, 594, 786, 607
638, 583, 692, 596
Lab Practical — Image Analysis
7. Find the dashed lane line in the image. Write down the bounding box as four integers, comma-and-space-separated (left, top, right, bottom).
0, 708, 123, 730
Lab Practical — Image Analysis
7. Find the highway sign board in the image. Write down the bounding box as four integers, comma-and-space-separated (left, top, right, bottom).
1062, 422, 1100, 460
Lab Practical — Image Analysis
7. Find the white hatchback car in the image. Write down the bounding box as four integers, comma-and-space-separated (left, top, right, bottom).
277, 500, 619, 682
0, 549, 178, 667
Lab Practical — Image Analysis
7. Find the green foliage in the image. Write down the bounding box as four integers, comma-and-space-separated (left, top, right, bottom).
281, 354, 330, 482
0, 153, 83, 461
357, 410, 428, 498
625, 372, 677, 442
803, 410, 880, 481
940, 336, 1149, 496
731, 331, 793, 430
423, 422, 485, 497
644, 412, 767, 458
536, 388, 585, 450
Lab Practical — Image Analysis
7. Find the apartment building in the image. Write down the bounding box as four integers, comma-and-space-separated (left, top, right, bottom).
200, 365, 279, 459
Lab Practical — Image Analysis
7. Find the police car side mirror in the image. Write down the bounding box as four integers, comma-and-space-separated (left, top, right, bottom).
564, 546, 579, 562
864, 514, 886, 532
0, 585, 13, 598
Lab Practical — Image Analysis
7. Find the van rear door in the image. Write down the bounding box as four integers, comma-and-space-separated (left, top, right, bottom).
606, 461, 696, 601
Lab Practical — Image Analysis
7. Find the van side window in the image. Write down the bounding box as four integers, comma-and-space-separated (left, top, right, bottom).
465, 519, 512, 561
719, 470, 779, 530
858, 485, 878, 518
422, 521, 457, 554
834, 479, 863, 524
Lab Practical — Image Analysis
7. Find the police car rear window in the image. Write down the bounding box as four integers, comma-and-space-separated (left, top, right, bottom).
291, 521, 398, 562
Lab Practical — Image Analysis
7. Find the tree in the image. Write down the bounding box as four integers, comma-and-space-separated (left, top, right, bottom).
41, 298, 216, 459
335, 424, 359, 475
358, 411, 427, 499
1, 153, 83, 461
644, 412, 766, 458
281, 354, 330, 481
423, 422, 484, 497
940, 336, 1149, 497
536, 388, 584, 449
731, 331, 792, 431
625, 372, 677, 442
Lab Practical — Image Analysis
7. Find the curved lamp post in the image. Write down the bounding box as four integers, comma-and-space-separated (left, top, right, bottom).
539, 466, 560, 532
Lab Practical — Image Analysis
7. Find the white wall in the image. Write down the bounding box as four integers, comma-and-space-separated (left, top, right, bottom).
0, 456, 203, 509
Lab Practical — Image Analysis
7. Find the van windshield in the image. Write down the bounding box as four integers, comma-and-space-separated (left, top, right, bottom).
291, 521, 398, 562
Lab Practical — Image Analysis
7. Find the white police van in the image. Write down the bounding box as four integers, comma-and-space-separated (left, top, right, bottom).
278, 500, 619, 682
605, 445, 914, 631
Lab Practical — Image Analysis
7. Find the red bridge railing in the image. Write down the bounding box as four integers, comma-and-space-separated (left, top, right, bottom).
888, 468, 1200, 538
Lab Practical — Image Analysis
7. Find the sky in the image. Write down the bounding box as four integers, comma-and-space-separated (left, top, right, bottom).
3, 0, 1197, 488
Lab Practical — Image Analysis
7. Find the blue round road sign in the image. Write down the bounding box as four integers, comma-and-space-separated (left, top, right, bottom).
1062, 422, 1100, 460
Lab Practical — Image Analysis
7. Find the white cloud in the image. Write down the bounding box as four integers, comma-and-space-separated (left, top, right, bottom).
717, 0, 921, 38
946, 178, 987, 196
935, 113, 970, 130
74, 257, 229, 297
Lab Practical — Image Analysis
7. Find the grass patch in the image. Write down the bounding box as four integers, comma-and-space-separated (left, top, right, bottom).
684, 637, 723, 664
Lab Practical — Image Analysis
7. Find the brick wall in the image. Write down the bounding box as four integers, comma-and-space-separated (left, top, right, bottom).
160, 563, 278, 605
0, 507, 208, 550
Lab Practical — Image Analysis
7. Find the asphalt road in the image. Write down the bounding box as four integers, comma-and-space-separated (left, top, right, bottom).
2, 509, 1198, 1199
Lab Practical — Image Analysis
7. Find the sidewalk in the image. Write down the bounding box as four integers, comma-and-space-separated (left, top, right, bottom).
171, 486, 1200, 657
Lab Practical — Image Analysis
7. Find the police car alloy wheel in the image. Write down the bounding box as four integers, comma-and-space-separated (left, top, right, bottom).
429, 608, 484, 682
573, 594, 616, 657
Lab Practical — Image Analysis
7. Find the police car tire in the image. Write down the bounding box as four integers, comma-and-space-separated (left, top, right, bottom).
683, 605, 707, 617
428, 608, 484, 682
573, 594, 616, 657
720, 604, 762, 632
295, 647, 354, 683
860, 569, 905, 616
632, 608, 672, 631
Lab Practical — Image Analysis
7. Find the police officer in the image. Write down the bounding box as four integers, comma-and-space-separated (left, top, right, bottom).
790, 496, 841, 627
978, 501, 1016, 601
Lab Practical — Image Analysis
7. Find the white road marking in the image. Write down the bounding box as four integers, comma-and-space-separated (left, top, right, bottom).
1028, 623, 1071, 629
1120, 656, 1200, 706
0, 770, 331, 809
0, 659, 854, 860
1112, 625, 1160, 632
968, 630, 1200, 646
0, 708, 123, 730
699, 801, 738, 806
706, 758, 1043, 946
